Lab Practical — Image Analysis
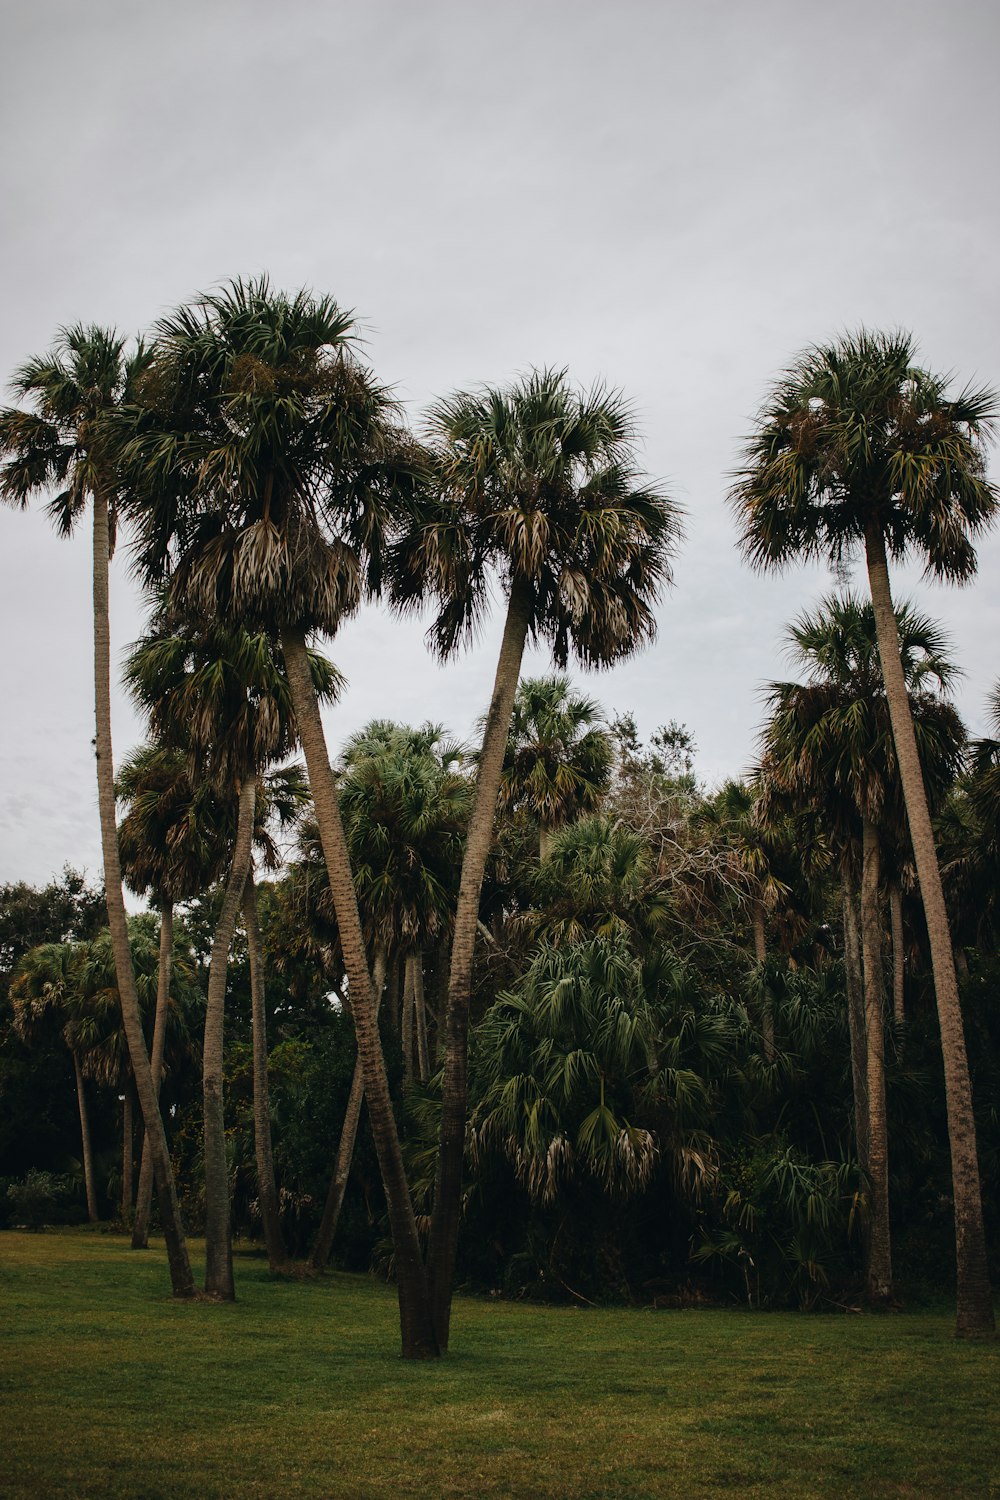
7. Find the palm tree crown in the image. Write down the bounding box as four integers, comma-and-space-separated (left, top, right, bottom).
123, 277, 421, 635
392, 367, 681, 665
729, 328, 997, 579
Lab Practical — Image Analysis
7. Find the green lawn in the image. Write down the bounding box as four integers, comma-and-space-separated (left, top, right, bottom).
0, 1230, 996, 1499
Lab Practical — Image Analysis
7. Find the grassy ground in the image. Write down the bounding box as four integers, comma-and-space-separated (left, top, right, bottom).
0, 1230, 997, 1499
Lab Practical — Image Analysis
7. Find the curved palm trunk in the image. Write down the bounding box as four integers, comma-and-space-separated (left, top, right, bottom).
310, 945, 387, 1271
861, 818, 892, 1304
866, 526, 993, 1335
92, 486, 194, 1297
281, 627, 437, 1359
72, 1049, 99, 1223
889, 882, 906, 1027
427, 580, 532, 1350
132, 899, 173, 1249
244, 869, 286, 1272
203, 776, 256, 1300
842, 873, 869, 1180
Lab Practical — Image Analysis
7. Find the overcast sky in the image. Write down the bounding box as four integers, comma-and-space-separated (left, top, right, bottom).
2, 0, 998, 890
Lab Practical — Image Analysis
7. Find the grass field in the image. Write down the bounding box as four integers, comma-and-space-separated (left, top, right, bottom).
0, 1229, 997, 1499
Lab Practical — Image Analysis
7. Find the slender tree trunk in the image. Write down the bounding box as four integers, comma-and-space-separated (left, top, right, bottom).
92, 486, 194, 1297
402, 953, 415, 1088
842, 873, 869, 1180
426, 580, 532, 1350
539, 826, 553, 862
132, 899, 174, 1249
203, 776, 256, 1300
244, 868, 286, 1272
72, 1050, 99, 1223
310, 945, 387, 1271
386, 958, 400, 1038
281, 627, 437, 1359
751, 899, 775, 1061
889, 882, 905, 1027
861, 818, 892, 1304
866, 526, 994, 1335
121, 1083, 134, 1222
414, 951, 430, 1083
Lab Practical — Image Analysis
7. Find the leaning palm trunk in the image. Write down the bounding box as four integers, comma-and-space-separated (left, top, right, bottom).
244, 869, 286, 1272
132, 899, 174, 1249
866, 526, 994, 1335
861, 818, 892, 1303
310, 945, 387, 1271
889, 881, 906, 1027
282, 628, 437, 1359
72, 1049, 99, 1223
203, 775, 256, 1300
427, 581, 532, 1350
92, 486, 194, 1298
842, 874, 869, 1180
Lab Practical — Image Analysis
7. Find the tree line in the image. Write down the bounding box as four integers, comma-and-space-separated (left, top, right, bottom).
1, 287, 996, 1353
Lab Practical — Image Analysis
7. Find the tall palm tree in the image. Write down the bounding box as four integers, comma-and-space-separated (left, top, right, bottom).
759, 592, 965, 1303
731, 330, 997, 1335
496, 675, 613, 859
391, 368, 682, 1345
116, 743, 228, 1248
122, 279, 437, 1354
125, 608, 333, 1296
0, 327, 195, 1297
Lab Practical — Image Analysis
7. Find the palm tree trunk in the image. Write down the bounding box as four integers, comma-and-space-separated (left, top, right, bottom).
121, 1083, 134, 1222
889, 882, 905, 1027
310, 945, 387, 1271
426, 579, 532, 1350
539, 826, 553, 862
244, 868, 286, 1272
842, 873, 869, 1180
402, 953, 415, 1088
132, 899, 173, 1249
92, 486, 194, 1298
751, 900, 775, 1061
866, 525, 993, 1335
861, 817, 892, 1304
203, 775, 256, 1300
414, 951, 430, 1083
72, 1049, 99, 1223
281, 627, 437, 1359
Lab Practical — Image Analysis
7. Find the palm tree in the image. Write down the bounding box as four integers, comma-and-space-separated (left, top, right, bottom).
496, 675, 613, 859
116, 743, 228, 1248
125, 608, 333, 1296
731, 330, 997, 1334
122, 279, 437, 1354
0, 327, 195, 1297
759, 592, 965, 1303
391, 368, 682, 1345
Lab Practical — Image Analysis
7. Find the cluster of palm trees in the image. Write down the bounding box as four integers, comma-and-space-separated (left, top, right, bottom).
2, 292, 996, 1348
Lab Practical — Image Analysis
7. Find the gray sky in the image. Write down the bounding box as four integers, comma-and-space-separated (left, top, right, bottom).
2, 0, 998, 889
